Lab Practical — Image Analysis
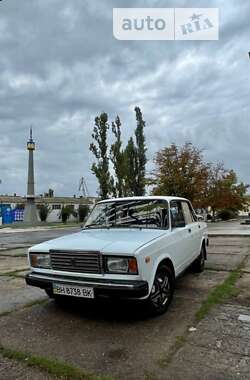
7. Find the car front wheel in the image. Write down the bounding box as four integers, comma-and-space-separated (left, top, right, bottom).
147, 264, 174, 316
192, 245, 205, 273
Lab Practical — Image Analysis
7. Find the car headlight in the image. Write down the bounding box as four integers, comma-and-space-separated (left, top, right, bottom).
30, 253, 51, 268
105, 256, 138, 274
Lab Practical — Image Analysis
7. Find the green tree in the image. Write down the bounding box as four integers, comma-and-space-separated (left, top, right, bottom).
89, 113, 111, 199
124, 137, 138, 196
110, 116, 126, 197
60, 205, 74, 223
78, 204, 89, 223
134, 106, 147, 195
89, 108, 147, 198
207, 165, 248, 217
151, 143, 210, 208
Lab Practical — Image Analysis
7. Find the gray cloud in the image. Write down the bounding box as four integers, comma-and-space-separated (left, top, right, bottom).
0, 0, 249, 197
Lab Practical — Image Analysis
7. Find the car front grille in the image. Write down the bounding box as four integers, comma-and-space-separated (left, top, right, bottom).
50, 250, 102, 274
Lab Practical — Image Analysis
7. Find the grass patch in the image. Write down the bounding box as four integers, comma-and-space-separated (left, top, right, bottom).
195, 266, 242, 321
157, 335, 187, 368
0, 345, 113, 380
0, 268, 28, 277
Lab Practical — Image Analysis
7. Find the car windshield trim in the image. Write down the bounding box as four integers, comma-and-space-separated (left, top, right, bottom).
84, 199, 169, 230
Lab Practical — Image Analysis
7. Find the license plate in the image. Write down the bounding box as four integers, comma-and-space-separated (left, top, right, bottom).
53, 283, 94, 299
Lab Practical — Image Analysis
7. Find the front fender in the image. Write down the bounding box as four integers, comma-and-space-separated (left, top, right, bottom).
199, 237, 207, 260
147, 252, 174, 294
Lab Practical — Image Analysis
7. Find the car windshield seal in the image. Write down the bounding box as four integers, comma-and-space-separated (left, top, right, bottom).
84, 199, 169, 230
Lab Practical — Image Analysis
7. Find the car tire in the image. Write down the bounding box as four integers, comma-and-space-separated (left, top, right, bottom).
192, 245, 205, 273
147, 264, 174, 316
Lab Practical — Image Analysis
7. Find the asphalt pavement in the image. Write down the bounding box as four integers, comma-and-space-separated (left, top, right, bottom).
0, 226, 80, 249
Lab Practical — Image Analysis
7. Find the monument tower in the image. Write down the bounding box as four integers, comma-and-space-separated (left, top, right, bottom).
23, 128, 38, 223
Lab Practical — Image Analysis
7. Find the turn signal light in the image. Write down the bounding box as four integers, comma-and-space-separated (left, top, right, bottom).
128, 258, 138, 274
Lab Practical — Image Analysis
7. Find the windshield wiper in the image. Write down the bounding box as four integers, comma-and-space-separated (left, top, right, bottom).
108, 224, 143, 229
83, 223, 108, 229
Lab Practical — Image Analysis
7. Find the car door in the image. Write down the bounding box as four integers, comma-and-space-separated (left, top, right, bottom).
169, 200, 193, 274
181, 201, 201, 262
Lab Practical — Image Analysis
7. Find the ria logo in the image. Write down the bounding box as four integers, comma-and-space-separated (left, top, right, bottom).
176, 9, 218, 40
181, 13, 213, 35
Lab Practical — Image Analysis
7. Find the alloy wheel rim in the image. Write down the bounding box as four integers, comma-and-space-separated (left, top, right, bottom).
151, 270, 171, 307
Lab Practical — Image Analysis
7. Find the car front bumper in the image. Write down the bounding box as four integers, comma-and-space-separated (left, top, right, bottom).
25, 272, 149, 299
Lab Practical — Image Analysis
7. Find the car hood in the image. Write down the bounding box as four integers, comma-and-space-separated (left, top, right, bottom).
29, 228, 167, 255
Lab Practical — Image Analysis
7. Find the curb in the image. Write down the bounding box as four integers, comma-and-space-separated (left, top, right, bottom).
208, 234, 250, 238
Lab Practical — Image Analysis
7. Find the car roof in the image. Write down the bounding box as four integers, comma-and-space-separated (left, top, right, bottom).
97, 196, 189, 204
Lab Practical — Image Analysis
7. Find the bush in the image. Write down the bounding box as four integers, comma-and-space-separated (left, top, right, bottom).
61, 206, 71, 223
217, 209, 236, 221
78, 205, 89, 223
38, 204, 51, 222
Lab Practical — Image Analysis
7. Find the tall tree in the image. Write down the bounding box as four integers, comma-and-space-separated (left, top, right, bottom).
89, 108, 148, 198
134, 107, 147, 195
110, 116, 126, 197
124, 137, 138, 196
89, 113, 111, 199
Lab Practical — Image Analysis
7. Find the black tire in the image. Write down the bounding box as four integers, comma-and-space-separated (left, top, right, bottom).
147, 264, 174, 316
192, 245, 206, 273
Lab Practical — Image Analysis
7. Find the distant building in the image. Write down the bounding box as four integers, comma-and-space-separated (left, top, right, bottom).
0, 195, 97, 223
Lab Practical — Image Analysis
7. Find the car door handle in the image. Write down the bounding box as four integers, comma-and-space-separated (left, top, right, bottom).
188, 228, 192, 233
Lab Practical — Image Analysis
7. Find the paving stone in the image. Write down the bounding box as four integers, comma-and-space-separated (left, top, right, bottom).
0, 276, 46, 315
165, 303, 250, 379
188, 329, 250, 356
0, 248, 28, 257
206, 253, 244, 271
0, 256, 28, 274
175, 270, 227, 300
207, 245, 243, 255
209, 237, 250, 247
170, 344, 250, 378
160, 361, 238, 380
235, 273, 250, 306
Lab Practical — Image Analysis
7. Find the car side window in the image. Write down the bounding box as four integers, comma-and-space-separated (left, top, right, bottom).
170, 201, 185, 228
147, 200, 169, 229
181, 201, 194, 225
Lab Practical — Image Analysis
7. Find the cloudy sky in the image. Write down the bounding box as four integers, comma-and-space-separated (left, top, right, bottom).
0, 0, 249, 197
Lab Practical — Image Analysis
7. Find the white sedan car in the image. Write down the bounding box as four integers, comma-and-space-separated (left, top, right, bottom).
26, 196, 208, 315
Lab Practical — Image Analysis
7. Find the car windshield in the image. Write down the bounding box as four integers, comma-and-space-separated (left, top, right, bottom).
84, 199, 169, 230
